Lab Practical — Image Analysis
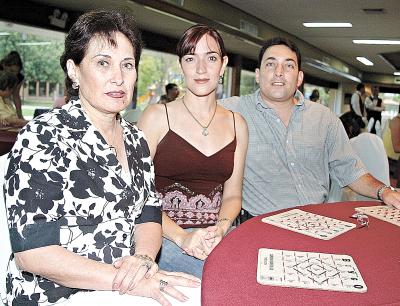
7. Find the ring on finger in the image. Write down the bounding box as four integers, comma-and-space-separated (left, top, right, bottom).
142, 260, 152, 271
159, 279, 168, 292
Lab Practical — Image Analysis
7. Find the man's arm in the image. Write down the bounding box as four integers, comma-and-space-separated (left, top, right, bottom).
348, 173, 400, 209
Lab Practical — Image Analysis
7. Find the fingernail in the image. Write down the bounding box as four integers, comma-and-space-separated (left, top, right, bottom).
183, 295, 189, 301
112, 283, 119, 290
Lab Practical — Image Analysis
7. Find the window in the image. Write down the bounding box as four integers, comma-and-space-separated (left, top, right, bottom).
240, 70, 258, 95
0, 21, 65, 119
304, 83, 337, 111
136, 49, 182, 110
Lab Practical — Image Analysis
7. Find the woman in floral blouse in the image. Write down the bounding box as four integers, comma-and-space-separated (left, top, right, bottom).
4, 10, 199, 306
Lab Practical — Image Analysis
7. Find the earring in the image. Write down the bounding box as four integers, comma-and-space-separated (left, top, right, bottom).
218, 75, 223, 84
72, 81, 79, 89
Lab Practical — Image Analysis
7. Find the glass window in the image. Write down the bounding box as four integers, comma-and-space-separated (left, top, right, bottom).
136, 49, 183, 110
0, 21, 65, 119
240, 69, 258, 96
304, 83, 337, 111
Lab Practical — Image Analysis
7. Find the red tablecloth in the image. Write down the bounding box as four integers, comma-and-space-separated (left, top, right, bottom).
202, 201, 400, 306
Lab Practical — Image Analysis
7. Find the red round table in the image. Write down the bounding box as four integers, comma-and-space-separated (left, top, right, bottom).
202, 201, 400, 306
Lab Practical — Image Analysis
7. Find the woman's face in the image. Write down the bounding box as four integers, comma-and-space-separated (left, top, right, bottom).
67, 31, 137, 115
181, 34, 227, 97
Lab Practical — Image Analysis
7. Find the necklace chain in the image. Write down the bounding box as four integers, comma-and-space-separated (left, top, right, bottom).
182, 96, 217, 136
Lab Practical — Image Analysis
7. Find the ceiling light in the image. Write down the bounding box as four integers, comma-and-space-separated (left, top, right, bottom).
353, 39, 400, 45
17, 42, 51, 46
303, 23, 352, 28
0, 32, 10, 36
394, 72, 400, 76
356, 57, 374, 66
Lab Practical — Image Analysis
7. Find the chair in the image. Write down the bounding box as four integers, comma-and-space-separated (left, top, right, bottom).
328, 133, 390, 202
0, 154, 11, 304
367, 117, 375, 132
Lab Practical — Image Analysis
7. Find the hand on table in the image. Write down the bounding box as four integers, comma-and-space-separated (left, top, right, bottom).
113, 254, 158, 294
382, 188, 400, 209
127, 270, 201, 306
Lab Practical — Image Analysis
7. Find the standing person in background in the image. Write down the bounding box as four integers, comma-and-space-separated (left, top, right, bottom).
4, 10, 199, 306
0, 51, 25, 119
220, 36, 400, 222
138, 24, 248, 278
365, 85, 385, 134
350, 83, 367, 127
159, 83, 180, 104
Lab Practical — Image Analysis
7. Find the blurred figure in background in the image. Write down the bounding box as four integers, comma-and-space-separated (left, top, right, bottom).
0, 51, 25, 119
383, 105, 400, 187
0, 70, 28, 127
159, 83, 180, 104
365, 85, 385, 134
309, 89, 320, 103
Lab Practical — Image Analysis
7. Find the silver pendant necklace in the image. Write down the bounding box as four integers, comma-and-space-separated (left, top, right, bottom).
182, 96, 217, 136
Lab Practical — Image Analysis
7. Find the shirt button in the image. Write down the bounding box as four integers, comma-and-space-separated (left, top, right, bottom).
290, 162, 295, 166
276, 118, 280, 123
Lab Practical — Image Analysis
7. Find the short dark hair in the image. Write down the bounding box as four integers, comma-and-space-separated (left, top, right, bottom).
165, 83, 178, 92
0, 70, 18, 91
356, 83, 365, 91
60, 10, 143, 100
258, 37, 301, 69
340, 111, 362, 139
0, 51, 23, 71
176, 24, 227, 62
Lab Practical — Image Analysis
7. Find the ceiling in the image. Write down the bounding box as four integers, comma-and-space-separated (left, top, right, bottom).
222, 0, 400, 75
7, 0, 400, 82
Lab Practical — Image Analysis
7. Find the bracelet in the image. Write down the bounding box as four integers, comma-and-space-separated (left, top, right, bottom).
377, 185, 396, 201
134, 254, 154, 262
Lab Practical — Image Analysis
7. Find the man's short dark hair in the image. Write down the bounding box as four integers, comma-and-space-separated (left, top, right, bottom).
356, 83, 365, 91
340, 111, 362, 139
258, 37, 302, 69
0, 70, 18, 91
165, 83, 177, 93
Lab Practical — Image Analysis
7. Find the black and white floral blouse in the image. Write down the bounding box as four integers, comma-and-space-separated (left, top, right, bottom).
4, 98, 161, 306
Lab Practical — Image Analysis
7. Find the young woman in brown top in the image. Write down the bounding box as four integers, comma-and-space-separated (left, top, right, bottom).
138, 24, 248, 277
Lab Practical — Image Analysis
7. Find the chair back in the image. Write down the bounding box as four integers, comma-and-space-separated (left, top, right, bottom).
0, 154, 11, 304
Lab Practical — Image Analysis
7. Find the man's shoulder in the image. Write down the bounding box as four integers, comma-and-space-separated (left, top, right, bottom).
218, 92, 256, 112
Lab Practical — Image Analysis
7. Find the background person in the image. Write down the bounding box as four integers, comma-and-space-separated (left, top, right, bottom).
158, 83, 180, 104
0, 70, 28, 127
365, 85, 385, 134
220, 37, 400, 222
4, 10, 199, 306
309, 89, 320, 103
350, 83, 367, 127
138, 24, 248, 278
0, 51, 25, 119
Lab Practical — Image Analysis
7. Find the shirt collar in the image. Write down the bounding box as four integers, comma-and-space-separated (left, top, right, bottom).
255, 88, 305, 111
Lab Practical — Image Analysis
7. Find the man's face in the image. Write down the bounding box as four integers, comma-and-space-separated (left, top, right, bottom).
372, 87, 379, 97
168, 86, 180, 99
256, 44, 303, 104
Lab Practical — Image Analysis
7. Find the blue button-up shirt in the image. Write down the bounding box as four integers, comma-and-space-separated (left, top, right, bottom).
221, 89, 367, 215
